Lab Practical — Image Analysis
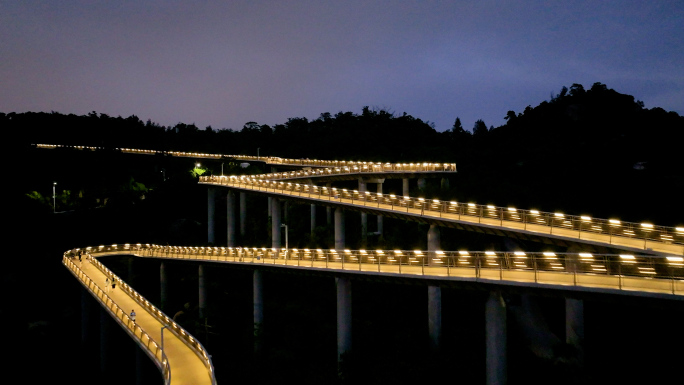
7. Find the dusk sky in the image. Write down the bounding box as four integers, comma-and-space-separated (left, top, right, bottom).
2, 1, 682, 132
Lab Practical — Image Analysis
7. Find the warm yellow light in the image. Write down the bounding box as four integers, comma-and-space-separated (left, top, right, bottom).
514, 251, 526, 256
468, 203, 476, 207
581, 216, 591, 221
666, 256, 684, 263
620, 254, 635, 260
487, 205, 495, 209
530, 210, 539, 215
485, 251, 496, 256
609, 219, 621, 225
508, 207, 516, 212
579, 253, 593, 258
554, 213, 564, 218
676, 227, 684, 233
641, 223, 654, 229
543, 252, 556, 257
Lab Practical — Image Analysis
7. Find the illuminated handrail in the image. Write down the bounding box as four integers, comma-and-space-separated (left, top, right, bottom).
200, 176, 684, 255
65, 245, 217, 385
34, 144, 456, 172
71, 244, 684, 296
62, 256, 172, 384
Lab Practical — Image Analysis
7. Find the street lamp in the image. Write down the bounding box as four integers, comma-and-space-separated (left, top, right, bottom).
281, 223, 288, 252
52, 182, 57, 213
161, 325, 169, 360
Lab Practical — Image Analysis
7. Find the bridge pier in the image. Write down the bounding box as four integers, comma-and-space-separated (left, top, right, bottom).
326, 183, 332, 225
135, 345, 145, 385
359, 179, 368, 245
239, 192, 247, 237
335, 207, 345, 250
99, 306, 111, 373
272, 198, 281, 250
427, 223, 442, 350
403, 178, 410, 196
310, 204, 316, 236
207, 187, 216, 244
199, 264, 206, 319
377, 182, 384, 236
160, 262, 167, 311
227, 191, 236, 247
417, 177, 426, 191
336, 277, 352, 361
486, 291, 507, 385
254, 269, 264, 355
441, 177, 449, 190
566, 298, 584, 351
81, 288, 92, 346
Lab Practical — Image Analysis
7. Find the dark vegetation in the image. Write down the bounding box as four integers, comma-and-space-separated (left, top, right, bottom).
5, 82, 684, 384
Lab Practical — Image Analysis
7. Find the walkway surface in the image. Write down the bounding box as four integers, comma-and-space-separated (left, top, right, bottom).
64, 255, 214, 385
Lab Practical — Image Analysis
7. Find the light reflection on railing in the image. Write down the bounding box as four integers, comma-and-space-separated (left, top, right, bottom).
78, 244, 684, 296
64, 245, 217, 385
200, 176, 684, 255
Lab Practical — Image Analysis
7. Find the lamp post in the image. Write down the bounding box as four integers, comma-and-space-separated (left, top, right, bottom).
281, 223, 288, 252
52, 182, 57, 213
161, 325, 169, 359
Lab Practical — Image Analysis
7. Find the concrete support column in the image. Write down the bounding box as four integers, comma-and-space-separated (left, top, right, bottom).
227, 191, 236, 247
334, 207, 345, 250
427, 224, 441, 265
81, 288, 91, 345
359, 179, 367, 244
565, 298, 584, 348
336, 277, 352, 361
253, 269, 264, 355
99, 307, 110, 373
310, 204, 316, 234
417, 178, 427, 191
377, 182, 384, 235
198, 264, 206, 319
284, 201, 289, 222
441, 177, 450, 190
207, 187, 216, 244
160, 262, 167, 311
128, 257, 134, 285
486, 291, 507, 385
135, 345, 145, 385
267, 197, 272, 220
403, 178, 410, 196
239, 192, 247, 237
428, 285, 442, 351
271, 198, 281, 250
326, 183, 332, 225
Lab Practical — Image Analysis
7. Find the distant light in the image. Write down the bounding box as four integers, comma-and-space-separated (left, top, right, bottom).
609, 219, 621, 225
620, 254, 635, 260
641, 223, 654, 229
554, 213, 564, 218
581, 216, 591, 221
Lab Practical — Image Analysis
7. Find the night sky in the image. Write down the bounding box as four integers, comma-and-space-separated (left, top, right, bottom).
2, 1, 682, 132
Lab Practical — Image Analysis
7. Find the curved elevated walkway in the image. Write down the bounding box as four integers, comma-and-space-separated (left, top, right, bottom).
63, 251, 215, 385
201, 176, 684, 257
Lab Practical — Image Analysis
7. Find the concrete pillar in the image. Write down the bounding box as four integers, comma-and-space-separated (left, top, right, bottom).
99, 307, 110, 373
267, 197, 272, 220
253, 269, 264, 355
239, 192, 247, 237
160, 262, 167, 311
227, 191, 236, 247
486, 291, 507, 385
427, 224, 441, 265
271, 198, 281, 250
81, 288, 91, 345
207, 187, 216, 244
326, 183, 332, 225
128, 257, 134, 285
566, 298, 584, 348
198, 264, 206, 319
310, 204, 316, 234
428, 285, 441, 351
359, 179, 367, 244
135, 345, 145, 385
417, 178, 426, 191
335, 207, 345, 250
441, 177, 450, 190
284, 201, 289, 222
336, 277, 352, 360
377, 182, 384, 235
403, 178, 410, 196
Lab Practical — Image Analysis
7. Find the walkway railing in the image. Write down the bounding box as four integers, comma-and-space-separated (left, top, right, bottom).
64, 245, 217, 385
35, 144, 456, 171
79, 244, 684, 297
63, 256, 172, 384
201, 176, 684, 256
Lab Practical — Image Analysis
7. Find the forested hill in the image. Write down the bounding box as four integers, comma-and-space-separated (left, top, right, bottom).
5, 82, 683, 168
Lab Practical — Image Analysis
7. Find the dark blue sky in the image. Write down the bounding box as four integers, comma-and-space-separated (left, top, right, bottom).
2, 1, 682, 132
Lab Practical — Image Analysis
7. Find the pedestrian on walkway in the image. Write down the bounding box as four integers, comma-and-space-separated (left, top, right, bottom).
130, 310, 136, 324
111, 279, 116, 291
105, 277, 109, 293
